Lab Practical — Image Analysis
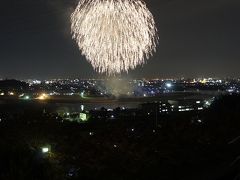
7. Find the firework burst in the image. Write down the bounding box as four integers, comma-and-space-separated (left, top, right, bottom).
71, 0, 158, 75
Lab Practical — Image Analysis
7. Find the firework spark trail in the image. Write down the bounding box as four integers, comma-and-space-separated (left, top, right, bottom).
71, 0, 158, 75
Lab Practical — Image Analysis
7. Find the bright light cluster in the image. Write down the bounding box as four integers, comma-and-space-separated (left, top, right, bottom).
37, 93, 48, 100
71, 0, 158, 75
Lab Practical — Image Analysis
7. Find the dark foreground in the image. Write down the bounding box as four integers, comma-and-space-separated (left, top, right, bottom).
1, 95, 240, 180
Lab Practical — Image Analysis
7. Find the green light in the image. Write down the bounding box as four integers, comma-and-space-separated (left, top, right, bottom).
80, 92, 84, 98
42, 147, 49, 153
80, 113, 87, 121
24, 96, 30, 100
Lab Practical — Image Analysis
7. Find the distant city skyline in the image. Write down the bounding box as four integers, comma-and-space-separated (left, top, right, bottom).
0, 0, 240, 79
1, 76, 240, 81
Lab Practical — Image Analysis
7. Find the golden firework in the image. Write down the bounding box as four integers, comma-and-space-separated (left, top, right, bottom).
71, 0, 158, 75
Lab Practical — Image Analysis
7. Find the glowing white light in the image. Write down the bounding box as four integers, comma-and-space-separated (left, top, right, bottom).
80, 113, 88, 121
71, 0, 158, 75
166, 83, 172, 88
9, 92, 14, 96
89, 132, 94, 136
81, 105, 85, 111
205, 101, 210, 106
24, 96, 30, 100
42, 147, 49, 153
80, 92, 84, 98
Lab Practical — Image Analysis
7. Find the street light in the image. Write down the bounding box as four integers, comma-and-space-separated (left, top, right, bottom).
166, 83, 172, 88
42, 147, 49, 153
80, 92, 84, 98
24, 96, 30, 100
37, 93, 48, 100
41, 145, 51, 154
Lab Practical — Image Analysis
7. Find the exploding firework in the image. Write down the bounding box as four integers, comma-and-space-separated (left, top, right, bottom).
71, 0, 158, 75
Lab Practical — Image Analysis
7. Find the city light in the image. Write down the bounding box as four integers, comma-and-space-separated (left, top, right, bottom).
89, 132, 94, 136
197, 119, 202, 123
24, 96, 30, 100
80, 113, 87, 121
81, 105, 84, 111
37, 93, 48, 100
42, 147, 49, 153
205, 101, 210, 106
166, 83, 172, 88
9, 92, 14, 96
200, 79, 207, 84
80, 92, 84, 98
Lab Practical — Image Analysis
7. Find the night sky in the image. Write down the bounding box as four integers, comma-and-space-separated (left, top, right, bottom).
0, 0, 239, 79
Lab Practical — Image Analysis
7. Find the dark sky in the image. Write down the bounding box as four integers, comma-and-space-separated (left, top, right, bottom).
0, 0, 239, 79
